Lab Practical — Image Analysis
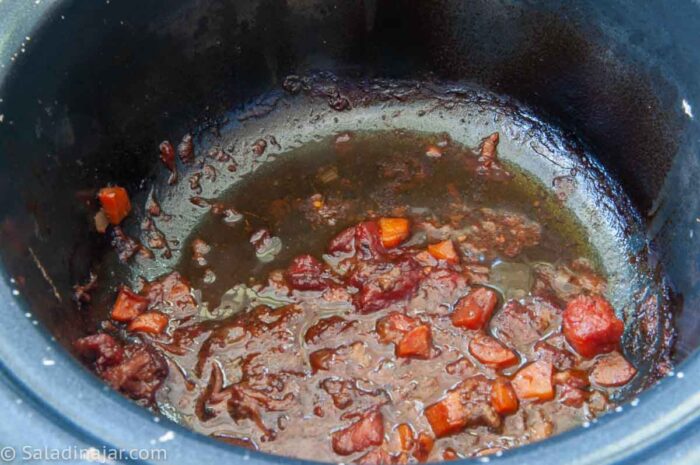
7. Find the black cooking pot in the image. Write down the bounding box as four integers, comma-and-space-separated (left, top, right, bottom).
0, 1, 699, 464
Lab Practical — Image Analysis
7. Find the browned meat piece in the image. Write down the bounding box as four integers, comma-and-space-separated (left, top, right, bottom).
305, 316, 356, 344
534, 341, 576, 370
591, 351, 637, 387
321, 378, 356, 409
491, 298, 560, 352
141, 271, 196, 317
74, 333, 124, 371
100, 345, 168, 402
461, 209, 541, 259
332, 409, 385, 455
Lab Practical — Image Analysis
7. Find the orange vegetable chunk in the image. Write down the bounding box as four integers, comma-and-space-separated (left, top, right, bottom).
98, 186, 131, 225
396, 325, 432, 359
111, 286, 149, 322
378, 217, 410, 248
490, 378, 519, 415
428, 240, 459, 263
413, 432, 434, 462
128, 311, 169, 334
468, 333, 518, 369
452, 288, 498, 330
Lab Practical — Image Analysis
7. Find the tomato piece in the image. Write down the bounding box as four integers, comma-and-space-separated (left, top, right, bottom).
376, 312, 418, 344
424, 395, 466, 438
331, 410, 384, 455
397, 423, 414, 451
563, 295, 624, 358
590, 351, 637, 387
413, 432, 434, 463
490, 378, 519, 415
378, 217, 410, 248
396, 325, 433, 359
468, 333, 518, 369
452, 288, 498, 330
427, 240, 459, 263
127, 312, 169, 334
111, 286, 149, 322
512, 361, 554, 401
98, 186, 132, 225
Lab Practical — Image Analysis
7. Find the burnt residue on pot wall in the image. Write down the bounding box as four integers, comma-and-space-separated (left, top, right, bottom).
0, 0, 692, 352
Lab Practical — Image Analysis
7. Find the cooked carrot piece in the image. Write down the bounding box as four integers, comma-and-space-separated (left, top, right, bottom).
111, 286, 149, 322
490, 378, 519, 415
427, 240, 459, 263
512, 361, 554, 401
413, 432, 434, 462
98, 186, 131, 225
128, 311, 169, 334
468, 333, 518, 369
397, 423, 414, 451
424, 394, 466, 438
396, 325, 432, 359
378, 217, 410, 248
452, 287, 498, 330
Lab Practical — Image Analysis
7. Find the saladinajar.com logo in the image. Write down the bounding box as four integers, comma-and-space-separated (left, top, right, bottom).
0, 445, 167, 462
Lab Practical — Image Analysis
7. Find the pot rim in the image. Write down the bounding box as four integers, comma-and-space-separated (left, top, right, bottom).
1, 1, 699, 464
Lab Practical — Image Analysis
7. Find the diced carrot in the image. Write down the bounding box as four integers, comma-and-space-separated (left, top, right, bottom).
127, 311, 169, 334
397, 423, 414, 451
111, 286, 149, 322
512, 361, 554, 401
396, 325, 433, 359
424, 394, 466, 438
468, 333, 518, 369
452, 287, 498, 330
427, 240, 459, 263
98, 186, 131, 225
378, 218, 410, 248
490, 378, 519, 415
413, 432, 434, 462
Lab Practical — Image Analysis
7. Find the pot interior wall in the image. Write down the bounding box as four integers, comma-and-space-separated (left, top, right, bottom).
0, 0, 698, 365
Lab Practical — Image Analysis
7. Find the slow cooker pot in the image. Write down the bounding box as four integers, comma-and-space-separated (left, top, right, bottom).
0, 0, 699, 463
